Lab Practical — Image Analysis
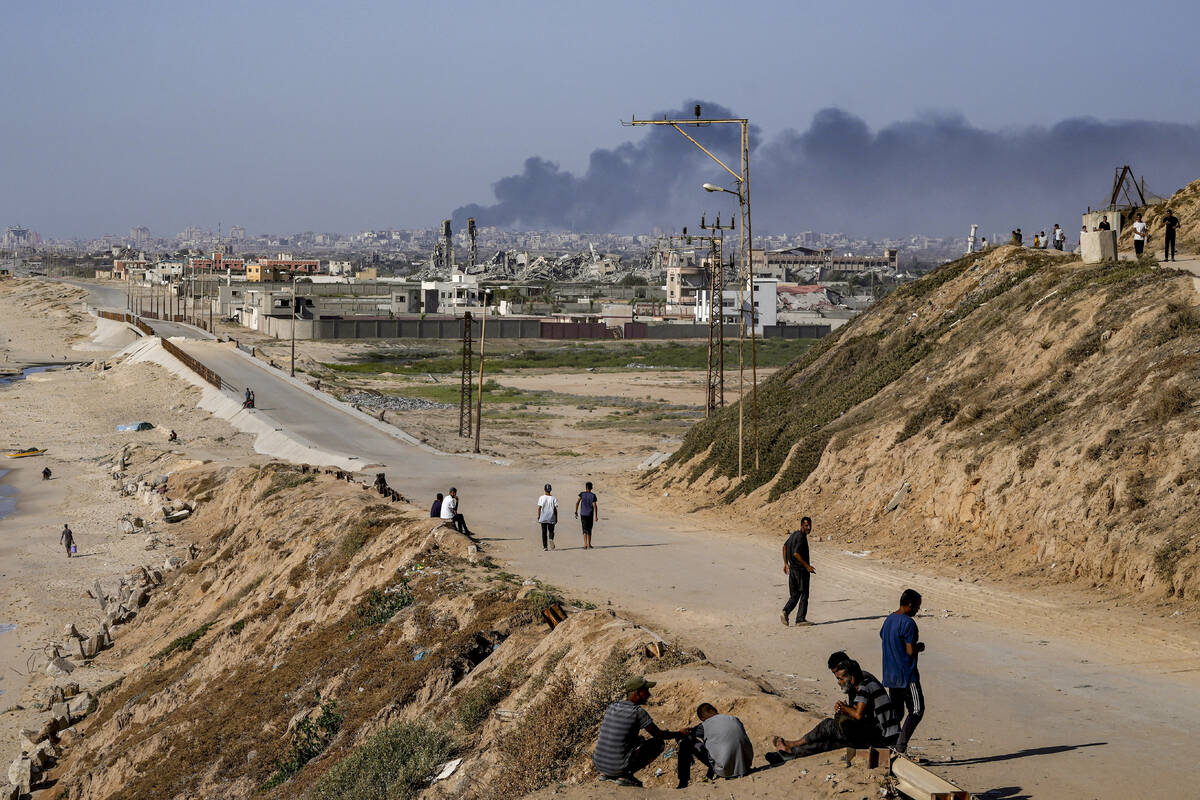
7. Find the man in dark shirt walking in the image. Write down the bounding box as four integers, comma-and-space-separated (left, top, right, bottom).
781, 517, 816, 626
574, 481, 599, 550
593, 676, 688, 787
1163, 208, 1180, 262
60, 524, 75, 558
880, 588, 926, 753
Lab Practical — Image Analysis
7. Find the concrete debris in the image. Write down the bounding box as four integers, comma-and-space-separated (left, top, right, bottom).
63, 623, 80, 640
431, 757, 463, 783
28, 740, 56, 770
884, 482, 911, 513
1, 781, 20, 800
6, 757, 33, 794
344, 391, 452, 412
46, 657, 75, 677
638, 452, 670, 470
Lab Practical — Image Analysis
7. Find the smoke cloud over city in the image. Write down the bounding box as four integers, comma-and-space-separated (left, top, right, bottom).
454, 101, 1200, 237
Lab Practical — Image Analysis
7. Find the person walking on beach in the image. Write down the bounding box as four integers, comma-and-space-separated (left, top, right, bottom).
781, 517, 816, 626
880, 589, 926, 754
1163, 208, 1180, 262
60, 524, 75, 558
575, 481, 599, 549
537, 483, 559, 551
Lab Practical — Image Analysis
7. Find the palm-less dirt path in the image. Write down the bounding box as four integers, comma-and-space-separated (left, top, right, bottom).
84, 285, 1200, 799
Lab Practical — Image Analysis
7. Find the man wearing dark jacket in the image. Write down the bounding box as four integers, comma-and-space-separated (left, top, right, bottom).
781, 517, 816, 626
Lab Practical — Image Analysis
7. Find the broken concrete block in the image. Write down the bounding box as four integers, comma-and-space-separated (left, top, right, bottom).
51, 702, 69, 721
17, 732, 37, 756
129, 588, 147, 608
100, 624, 113, 647
64, 623, 80, 639
67, 693, 96, 721
164, 556, 183, 570
29, 740, 55, 769
94, 580, 107, 611
61, 681, 79, 698
58, 726, 83, 746
1080, 230, 1118, 264
6, 757, 32, 794
150, 569, 163, 585
83, 634, 103, 659
46, 657, 75, 677
0, 781, 17, 800
73, 637, 87, 661
884, 482, 911, 513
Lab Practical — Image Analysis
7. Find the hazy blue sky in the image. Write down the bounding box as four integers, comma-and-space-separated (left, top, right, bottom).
3, 0, 1200, 238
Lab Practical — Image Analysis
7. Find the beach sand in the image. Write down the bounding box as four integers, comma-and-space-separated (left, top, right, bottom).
0, 280, 257, 763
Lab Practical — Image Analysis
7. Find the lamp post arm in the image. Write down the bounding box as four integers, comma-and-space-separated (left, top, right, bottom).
667, 124, 742, 184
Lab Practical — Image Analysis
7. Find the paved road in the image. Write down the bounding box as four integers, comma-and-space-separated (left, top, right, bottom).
77, 282, 1200, 799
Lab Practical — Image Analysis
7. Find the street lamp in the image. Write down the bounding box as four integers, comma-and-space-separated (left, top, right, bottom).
290, 275, 298, 377
626, 111, 758, 476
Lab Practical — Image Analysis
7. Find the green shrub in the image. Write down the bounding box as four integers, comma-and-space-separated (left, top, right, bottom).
154, 623, 214, 660
895, 388, 960, 444
1153, 534, 1190, 582
351, 585, 413, 632
310, 722, 456, 800
260, 698, 342, 790
259, 470, 315, 501
454, 678, 511, 728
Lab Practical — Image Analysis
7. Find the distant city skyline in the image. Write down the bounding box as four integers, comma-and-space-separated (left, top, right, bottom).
3, 1, 1200, 238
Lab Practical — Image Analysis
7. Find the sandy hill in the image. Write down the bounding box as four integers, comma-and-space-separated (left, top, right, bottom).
654, 245, 1200, 601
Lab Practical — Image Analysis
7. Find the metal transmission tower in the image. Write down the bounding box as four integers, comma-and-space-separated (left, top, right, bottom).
459, 312, 474, 437
625, 106, 758, 475
701, 212, 734, 415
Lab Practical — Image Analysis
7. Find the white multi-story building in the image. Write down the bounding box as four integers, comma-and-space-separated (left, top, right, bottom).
695, 278, 777, 332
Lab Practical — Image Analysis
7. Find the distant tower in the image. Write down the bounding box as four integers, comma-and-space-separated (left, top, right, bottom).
442, 220, 454, 272
967, 224, 979, 254
467, 218, 477, 269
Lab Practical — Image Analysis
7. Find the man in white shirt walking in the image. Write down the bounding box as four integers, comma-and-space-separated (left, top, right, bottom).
537, 483, 559, 551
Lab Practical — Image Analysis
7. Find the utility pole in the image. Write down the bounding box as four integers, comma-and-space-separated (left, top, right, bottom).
459, 312, 474, 437
627, 107, 757, 475
290, 276, 297, 377
701, 212, 734, 416
473, 293, 489, 454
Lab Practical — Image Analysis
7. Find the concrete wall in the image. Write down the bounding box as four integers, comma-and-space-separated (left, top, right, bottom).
1080, 230, 1118, 264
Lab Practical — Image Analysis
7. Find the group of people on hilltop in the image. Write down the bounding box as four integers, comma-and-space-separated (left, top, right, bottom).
589, 516, 929, 789
1007, 225, 1067, 250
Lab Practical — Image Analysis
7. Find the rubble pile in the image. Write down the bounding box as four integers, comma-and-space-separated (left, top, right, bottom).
343, 390, 452, 412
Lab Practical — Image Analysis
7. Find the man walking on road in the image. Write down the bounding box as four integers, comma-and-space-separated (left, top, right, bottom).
60, 524, 75, 558
1163, 208, 1180, 262
537, 483, 559, 551
781, 517, 815, 626
880, 588, 926, 753
575, 481, 599, 550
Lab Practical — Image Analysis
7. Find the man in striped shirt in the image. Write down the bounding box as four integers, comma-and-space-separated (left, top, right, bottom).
771, 659, 899, 759
593, 676, 689, 787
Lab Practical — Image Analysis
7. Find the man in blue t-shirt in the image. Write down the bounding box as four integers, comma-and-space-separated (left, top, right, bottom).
879, 588, 925, 753
574, 481, 599, 550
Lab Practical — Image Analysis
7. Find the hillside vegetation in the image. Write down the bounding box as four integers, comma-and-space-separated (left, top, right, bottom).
657, 245, 1200, 600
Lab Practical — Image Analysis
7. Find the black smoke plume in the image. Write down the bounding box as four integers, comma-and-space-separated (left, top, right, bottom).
454, 101, 1200, 237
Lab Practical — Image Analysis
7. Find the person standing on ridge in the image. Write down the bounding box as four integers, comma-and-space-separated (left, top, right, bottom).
537, 483, 559, 551
1053, 224, 1065, 251
60, 524, 75, 558
781, 517, 816, 626
575, 481, 599, 550
1097, 215, 1111, 231
1163, 208, 1180, 262
1132, 214, 1148, 257
880, 588, 926, 753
